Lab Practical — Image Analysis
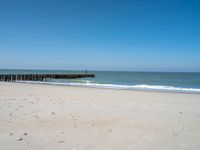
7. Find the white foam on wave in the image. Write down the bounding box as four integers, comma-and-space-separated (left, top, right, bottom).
16, 80, 200, 93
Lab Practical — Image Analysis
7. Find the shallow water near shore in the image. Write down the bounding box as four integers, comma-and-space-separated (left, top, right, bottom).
0, 69, 200, 93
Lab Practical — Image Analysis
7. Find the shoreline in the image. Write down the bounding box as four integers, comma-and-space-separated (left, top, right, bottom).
3, 81, 200, 95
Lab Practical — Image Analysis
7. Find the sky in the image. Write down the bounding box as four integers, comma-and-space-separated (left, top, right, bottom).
0, 0, 200, 72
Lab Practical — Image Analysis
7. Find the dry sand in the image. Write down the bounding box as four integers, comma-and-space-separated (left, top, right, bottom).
0, 82, 200, 150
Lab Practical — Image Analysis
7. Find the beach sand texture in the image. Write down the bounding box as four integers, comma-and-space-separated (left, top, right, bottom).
0, 82, 200, 150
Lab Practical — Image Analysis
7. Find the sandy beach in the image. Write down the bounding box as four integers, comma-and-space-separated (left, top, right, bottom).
0, 82, 200, 150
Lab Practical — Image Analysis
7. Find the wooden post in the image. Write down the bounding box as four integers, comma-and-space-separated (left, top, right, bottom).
85, 70, 88, 78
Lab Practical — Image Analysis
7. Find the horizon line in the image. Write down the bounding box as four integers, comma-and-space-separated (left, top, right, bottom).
0, 68, 200, 73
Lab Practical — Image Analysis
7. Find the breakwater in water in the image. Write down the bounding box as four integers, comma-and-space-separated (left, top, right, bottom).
0, 74, 95, 82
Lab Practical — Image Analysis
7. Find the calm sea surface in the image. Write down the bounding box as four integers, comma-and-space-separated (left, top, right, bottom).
0, 69, 200, 93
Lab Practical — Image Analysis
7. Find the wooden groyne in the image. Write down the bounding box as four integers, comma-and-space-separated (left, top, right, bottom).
0, 74, 95, 82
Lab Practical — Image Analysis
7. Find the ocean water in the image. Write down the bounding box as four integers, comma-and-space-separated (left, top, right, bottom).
0, 69, 200, 93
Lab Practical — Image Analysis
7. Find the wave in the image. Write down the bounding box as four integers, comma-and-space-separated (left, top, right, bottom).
16, 80, 200, 93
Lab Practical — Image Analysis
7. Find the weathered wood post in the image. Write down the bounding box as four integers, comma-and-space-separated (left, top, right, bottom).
85, 70, 88, 78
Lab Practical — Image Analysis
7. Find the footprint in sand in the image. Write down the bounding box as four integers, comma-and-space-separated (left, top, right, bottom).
16, 138, 23, 141
61, 131, 64, 134
58, 140, 65, 143
9, 133, 14, 136
70, 114, 78, 121
33, 115, 40, 119
107, 129, 112, 133
24, 133, 28, 136
51, 112, 56, 115
172, 132, 179, 137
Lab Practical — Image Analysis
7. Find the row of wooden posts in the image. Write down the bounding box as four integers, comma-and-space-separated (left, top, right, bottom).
0, 74, 95, 82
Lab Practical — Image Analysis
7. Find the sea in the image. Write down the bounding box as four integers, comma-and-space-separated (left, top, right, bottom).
0, 69, 200, 93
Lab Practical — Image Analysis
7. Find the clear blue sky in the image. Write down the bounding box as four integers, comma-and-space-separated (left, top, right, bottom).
0, 0, 199, 72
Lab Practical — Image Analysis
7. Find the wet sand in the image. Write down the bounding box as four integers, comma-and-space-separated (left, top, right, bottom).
0, 82, 200, 150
